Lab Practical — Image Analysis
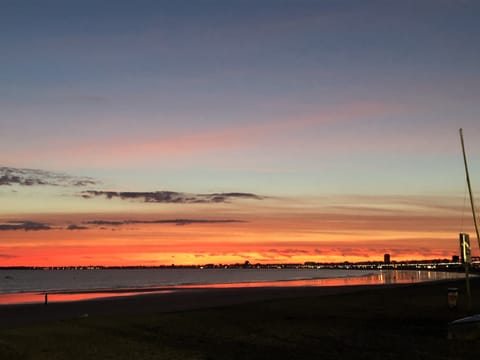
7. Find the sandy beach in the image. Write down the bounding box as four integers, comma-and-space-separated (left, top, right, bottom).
0, 284, 381, 329
1, 277, 480, 359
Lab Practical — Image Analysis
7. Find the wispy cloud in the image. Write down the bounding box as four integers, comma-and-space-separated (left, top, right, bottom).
197, 243, 455, 262
81, 190, 263, 204
66, 224, 89, 230
0, 166, 99, 187
4, 100, 408, 168
0, 218, 246, 231
85, 219, 246, 227
266, 248, 310, 257
0, 221, 51, 231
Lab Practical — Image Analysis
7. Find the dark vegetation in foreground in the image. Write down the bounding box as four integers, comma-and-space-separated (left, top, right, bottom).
1, 278, 480, 359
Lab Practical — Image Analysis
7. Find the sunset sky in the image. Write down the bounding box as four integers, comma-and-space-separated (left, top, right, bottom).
1, 0, 480, 266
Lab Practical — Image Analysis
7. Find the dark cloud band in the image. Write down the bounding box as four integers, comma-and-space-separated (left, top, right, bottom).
85, 219, 246, 226
0, 221, 51, 231
81, 190, 263, 203
0, 166, 99, 187
0, 219, 245, 231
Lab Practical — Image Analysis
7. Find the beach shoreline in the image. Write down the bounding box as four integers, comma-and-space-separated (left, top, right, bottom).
0, 277, 475, 329
0, 268, 469, 307
0, 284, 381, 329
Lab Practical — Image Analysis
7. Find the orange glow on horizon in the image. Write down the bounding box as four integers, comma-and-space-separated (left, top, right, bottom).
0, 218, 469, 267
0, 195, 475, 268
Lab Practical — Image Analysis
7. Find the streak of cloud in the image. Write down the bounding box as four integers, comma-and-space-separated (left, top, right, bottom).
85, 219, 246, 226
199, 244, 455, 262
0, 221, 51, 231
0, 167, 99, 187
266, 248, 310, 257
66, 224, 89, 230
4, 100, 410, 168
81, 190, 263, 204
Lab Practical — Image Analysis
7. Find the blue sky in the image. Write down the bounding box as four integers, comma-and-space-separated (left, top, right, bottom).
1, 0, 479, 265
2, 0, 480, 193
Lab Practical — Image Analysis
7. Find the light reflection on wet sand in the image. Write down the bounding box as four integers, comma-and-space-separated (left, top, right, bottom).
0, 270, 468, 305
179, 270, 467, 288
0, 290, 174, 305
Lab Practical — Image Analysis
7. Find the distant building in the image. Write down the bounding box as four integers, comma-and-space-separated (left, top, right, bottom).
384, 253, 391, 264
452, 255, 460, 263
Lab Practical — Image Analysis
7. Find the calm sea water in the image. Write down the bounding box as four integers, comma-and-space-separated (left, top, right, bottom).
0, 268, 378, 294
0, 268, 467, 305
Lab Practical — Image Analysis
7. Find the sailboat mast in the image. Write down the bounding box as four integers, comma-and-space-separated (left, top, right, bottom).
459, 128, 480, 250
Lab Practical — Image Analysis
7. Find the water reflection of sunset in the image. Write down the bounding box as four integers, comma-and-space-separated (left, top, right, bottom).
179, 270, 466, 288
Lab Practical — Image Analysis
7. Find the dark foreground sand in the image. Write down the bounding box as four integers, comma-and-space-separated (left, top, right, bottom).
1, 277, 480, 359
0, 284, 383, 329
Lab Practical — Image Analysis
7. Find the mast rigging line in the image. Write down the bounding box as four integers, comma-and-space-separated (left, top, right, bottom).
459, 128, 480, 251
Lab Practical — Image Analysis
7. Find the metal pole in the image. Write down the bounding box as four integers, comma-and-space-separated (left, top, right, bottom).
459, 128, 480, 250
465, 262, 472, 312
459, 128, 478, 313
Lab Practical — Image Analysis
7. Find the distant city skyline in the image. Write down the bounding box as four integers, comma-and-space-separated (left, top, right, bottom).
1, 0, 480, 266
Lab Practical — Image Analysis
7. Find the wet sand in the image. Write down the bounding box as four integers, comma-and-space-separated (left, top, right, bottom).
0, 283, 382, 329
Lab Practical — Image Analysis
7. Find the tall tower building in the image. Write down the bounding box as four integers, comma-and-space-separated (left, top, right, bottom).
384, 253, 391, 264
